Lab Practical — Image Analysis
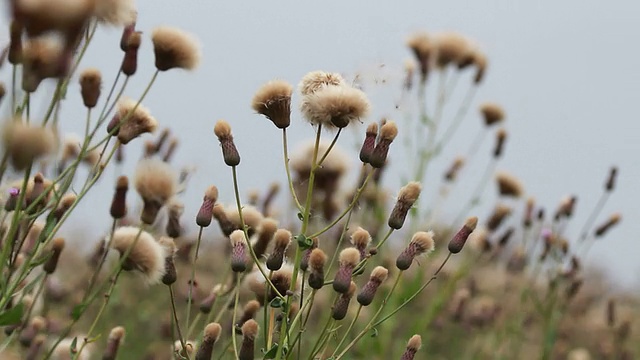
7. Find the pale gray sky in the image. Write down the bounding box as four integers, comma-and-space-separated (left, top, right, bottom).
2, 1, 639, 287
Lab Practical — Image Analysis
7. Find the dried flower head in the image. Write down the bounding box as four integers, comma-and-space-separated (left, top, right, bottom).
166, 199, 184, 237
480, 102, 505, 127
213, 120, 241, 166
195, 322, 221, 360
301, 85, 370, 128
134, 159, 177, 224
357, 266, 388, 306
334, 248, 360, 293
407, 32, 433, 82
605, 166, 618, 192
308, 248, 327, 290
266, 229, 291, 271
388, 181, 421, 229
2, 121, 54, 170
225, 205, 264, 237
213, 204, 236, 236
110, 226, 167, 284
43, 237, 65, 274
350, 227, 372, 260
290, 140, 349, 186
108, 98, 158, 144
433, 32, 472, 68
158, 237, 177, 285
229, 230, 248, 272
449, 216, 478, 254
151, 26, 201, 71
444, 156, 465, 182
121, 30, 142, 76
472, 50, 488, 84
298, 71, 346, 96
396, 231, 436, 270
94, 0, 137, 26
493, 128, 507, 158
79, 67, 101, 108
359, 122, 378, 163
495, 171, 524, 197
21, 37, 67, 92
369, 121, 398, 168
332, 281, 356, 320
595, 213, 622, 237
252, 80, 293, 129
401, 334, 422, 360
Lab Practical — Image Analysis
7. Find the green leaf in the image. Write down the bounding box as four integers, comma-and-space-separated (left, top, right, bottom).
269, 297, 284, 309
71, 304, 87, 321
70, 337, 78, 355
296, 234, 313, 250
0, 303, 24, 326
263, 344, 278, 359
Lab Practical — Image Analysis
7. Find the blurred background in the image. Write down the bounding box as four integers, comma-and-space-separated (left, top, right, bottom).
1, 0, 638, 287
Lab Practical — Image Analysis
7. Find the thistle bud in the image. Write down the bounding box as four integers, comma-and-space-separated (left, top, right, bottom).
26, 173, 45, 212
151, 26, 201, 72
268, 269, 292, 302
493, 128, 507, 158
120, 22, 136, 51
486, 204, 511, 232
357, 266, 388, 306
121, 31, 141, 76
9, 20, 23, 65
195, 323, 221, 360
79, 68, 101, 108
300, 237, 319, 272
594, 213, 621, 238
308, 248, 326, 290
5, 187, 19, 212
235, 300, 261, 334
369, 121, 398, 168
605, 166, 618, 192
110, 176, 128, 219
480, 102, 505, 127
448, 217, 478, 254
396, 231, 435, 270
444, 156, 465, 182
213, 204, 237, 237
266, 229, 291, 271
252, 218, 278, 260
333, 248, 359, 293
44, 238, 65, 274
523, 197, 535, 228
401, 335, 422, 360
196, 185, 219, 227
166, 199, 184, 238
350, 227, 372, 261
332, 281, 356, 320
52, 193, 77, 222
496, 171, 524, 198
102, 326, 125, 360
239, 319, 258, 360
229, 230, 248, 272
388, 181, 421, 230
359, 122, 378, 163
214, 120, 240, 166
159, 237, 177, 285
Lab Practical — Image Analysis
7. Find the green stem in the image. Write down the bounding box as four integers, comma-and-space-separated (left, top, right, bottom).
231, 275, 241, 360
332, 304, 362, 357
185, 226, 204, 337
169, 284, 190, 360
282, 128, 303, 213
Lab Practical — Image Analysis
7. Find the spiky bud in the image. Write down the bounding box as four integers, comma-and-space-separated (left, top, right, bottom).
214, 120, 241, 166
308, 248, 326, 289
110, 176, 128, 219
388, 182, 421, 230
266, 229, 291, 271
448, 217, 478, 254
594, 213, 621, 238
239, 320, 258, 360
401, 335, 422, 360
359, 122, 378, 163
196, 185, 218, 227
333, 248, 359, 293
195, 323, 221, 360
9, 20, 23, 65
235, 300, 261, 334
350, 227, 371, 261
79, 68, 101, 108
159, 237, 177, 285
369, 121, 398, 168
52, 193, 77, 222
396, 231, 435, 270
229, 230, 248, 272
332, 282, 356, 320
605, 166, 618, 192
357, 266, 388, 306
166, 199, 184, 238
102, 326, 125, 360
44, 238, 65, 274
252, 218, 278, 260
121, 31, 141, 76
300, 237, 319, 272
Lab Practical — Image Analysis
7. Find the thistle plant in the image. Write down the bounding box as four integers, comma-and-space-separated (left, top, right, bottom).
0, 3, 630, 360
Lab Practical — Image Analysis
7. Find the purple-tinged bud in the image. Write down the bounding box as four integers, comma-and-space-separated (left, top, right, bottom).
196, 185, 219, 227
214, 120, 240, 167
388, 182, 421, 230
359, 122, 378, 163
333, 248, 359, 293
229, 230, 248, 272
369, 121, 398, 168
401, 335, 422, 360
308, 248, 326, 290
110, 176, 128, 219
332, 282, 356, 320
357, 266, 388, 306
448, 217, 478, 254
396, 231, 435, 270
266, 229, 291, 271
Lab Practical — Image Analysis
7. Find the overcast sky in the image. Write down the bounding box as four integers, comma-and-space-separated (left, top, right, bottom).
1, 1, 639, 287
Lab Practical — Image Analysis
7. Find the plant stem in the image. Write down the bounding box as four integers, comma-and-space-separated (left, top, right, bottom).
231, 275, 241, 360
169, 284, 190, 360
186, 226, 204, 336
332, 304, 362, 357
282, 128, 303, 213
